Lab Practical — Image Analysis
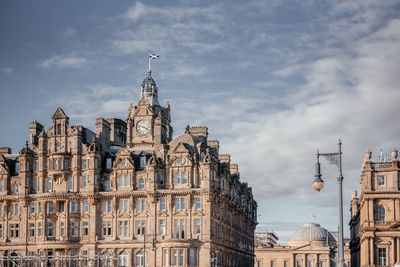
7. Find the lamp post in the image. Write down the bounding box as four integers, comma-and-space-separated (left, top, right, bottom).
312, 139, 344, 267
143, 233, 155, 267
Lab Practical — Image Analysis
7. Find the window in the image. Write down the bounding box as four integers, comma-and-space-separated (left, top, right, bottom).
37, 222, 42, 236
163, 249, 169, 266
0, 179, 3, 191
47, 177, 52, 192
308, 260, 313, 267
0, 204, 3, 216
119, 221, 129, 236
104, 179, 110, 191
119, 199, 129, 212
188, 248, 197, 266
124, 175, 129, 186
137, 199, 146, 212
94, 158, 98, 168
70, 221, 78, 236
160, 198, 166, 210
34, 161, 38, 171
15, 162, 20, 174
320, 261, 326, 267
48, 202, 54, 213
159, 219, 166, 235
13, 183, 18, 193
284, 261, 289, 267
106, 158, 112, 169
139, 178, 144, 189
59, 201, 65, 213
297, 260, 302, 267
175, 197, 185, 210
33, 178, 38, 190
377, 206, 385, 221
60, 222, 65, 236
82, 159, 87, 169
102, 221, 112, 236
82, 176, 87, 188
175, 173, 181, 184
159, 173, 165, 186
0, 223, 3, 238
70, 201, 78, 213
26, 161, 30, 171
82, 221, 89, 236
67, 176, 73, 191
10, 223, 19, 238
377, 248, 387, 266
135, 251, 144, 266
38, 202, 42, 214
378, 175, 385, 186
83, 200, 89, 213
65, 159, 69, 170
58, 159, 62, 170
140, 156, 146, 169
194, 219, 201, 234
270, 260, 275, 267
210, 169, 214, 180
174, 219, 185, 239
48, 222, 55, 237
172, 249, 184, 266
29, 223, 35, 237
195, 197, 201, 210
136, 220, 146, 235
181, 172, 187, 184
10, 203, 19, 216
102, 200, 112, 213
119, 175, 123, 187
257, 261, 263, 267
30, 202, 35, 214
26, 177, 30, 187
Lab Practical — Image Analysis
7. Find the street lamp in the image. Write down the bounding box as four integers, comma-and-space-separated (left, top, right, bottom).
312, 139, 344, 267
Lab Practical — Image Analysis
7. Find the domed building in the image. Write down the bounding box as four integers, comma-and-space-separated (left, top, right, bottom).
255, 223, 351, 267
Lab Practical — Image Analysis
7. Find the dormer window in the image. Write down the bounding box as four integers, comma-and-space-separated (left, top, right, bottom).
378, 175, 385, 186
106, 158, 112, 169
139, 178, 144, 189
15, 162, 20, 174
13, 183, 18, 194
26, 162, 30, 171
159, 174, 165, 186
140, 156, 146, 169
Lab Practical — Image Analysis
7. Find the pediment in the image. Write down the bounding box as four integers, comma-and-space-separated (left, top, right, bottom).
101, 213, 114, 219
113, 157, 135, 170
119, 213, 131, 219
134, 100, 154, 116
192, 210, 204, 216
376, 239, 392, 245
173, 143, 190, 154
82, 213, 90, 219
158, 210, 169, 217
0, 163, 9, 175
173, 211, 188, 216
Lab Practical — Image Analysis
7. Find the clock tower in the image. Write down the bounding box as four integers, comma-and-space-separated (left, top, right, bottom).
126, 70, 173, 149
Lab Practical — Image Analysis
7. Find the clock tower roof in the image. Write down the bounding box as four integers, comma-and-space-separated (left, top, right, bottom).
141, 70, 159, 106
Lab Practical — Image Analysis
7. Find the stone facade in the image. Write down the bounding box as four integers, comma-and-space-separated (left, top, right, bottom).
254, 223, 351, 267
349, 149, 400, 267
0, 70, 257, 266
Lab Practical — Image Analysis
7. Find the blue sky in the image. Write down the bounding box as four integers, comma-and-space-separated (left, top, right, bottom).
1, 0, 400, 242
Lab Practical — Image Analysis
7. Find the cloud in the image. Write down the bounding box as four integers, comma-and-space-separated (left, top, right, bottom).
62, 27, 77, 38
39, 56, 88, 69
0, 68, 13, 75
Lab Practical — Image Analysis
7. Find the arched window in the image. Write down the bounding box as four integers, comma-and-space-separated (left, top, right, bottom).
118, 251, 129, 267
13, 183, 18, 194
139, 179, 144, 189
135, 251, 144, 266
377, 206, 385, 221
101, 251, 112, 267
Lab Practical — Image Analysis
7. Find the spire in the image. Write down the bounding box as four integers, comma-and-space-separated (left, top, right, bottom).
141, 67, 160, 106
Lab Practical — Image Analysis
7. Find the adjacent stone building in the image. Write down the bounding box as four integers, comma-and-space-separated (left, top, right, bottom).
0, 69, 257, 266
255, 223, 351, 267
349, 149, 400, 267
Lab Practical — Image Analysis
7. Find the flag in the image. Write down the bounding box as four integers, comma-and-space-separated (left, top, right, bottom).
149, 53, 159, 60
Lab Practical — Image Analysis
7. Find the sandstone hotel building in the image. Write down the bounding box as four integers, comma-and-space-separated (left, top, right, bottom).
0, 68, 257, 266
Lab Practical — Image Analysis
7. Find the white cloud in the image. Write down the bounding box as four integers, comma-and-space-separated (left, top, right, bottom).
39, 56, 88, 69
0, 68, 13, 75
62, 27, 77, 38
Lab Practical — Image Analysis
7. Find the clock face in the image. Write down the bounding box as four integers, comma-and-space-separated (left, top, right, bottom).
136, 120, 150, 135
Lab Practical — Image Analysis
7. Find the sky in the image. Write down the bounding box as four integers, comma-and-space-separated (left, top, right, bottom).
1, 0, 400, 243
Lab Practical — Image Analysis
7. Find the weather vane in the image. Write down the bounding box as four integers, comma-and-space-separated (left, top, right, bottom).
148, 52, 159, 71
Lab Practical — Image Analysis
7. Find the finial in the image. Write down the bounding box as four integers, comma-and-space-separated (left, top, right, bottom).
338, 139, 342, 145
25, 140, 29, 148
185, 125, 190, 134
392, 148, 398, 160
364, 149, 372, 161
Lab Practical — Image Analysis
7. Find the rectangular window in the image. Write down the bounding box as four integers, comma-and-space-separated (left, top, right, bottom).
378, 175, 385, 186
60, 221, 65, 236
83, 200, 89, 213
15, 162, 20, 174
83, 221, 89, 236
181, 172, 187, 184
377, 248, 387, 266
38, 202, 42, 214
160, 173, 165, 186
189, 248, 197, 266
48, 222, 55, 237
163, 249, 169, 266
0, 179, 3, 191
48, 202, 54, 213
65, 159, 69, 170
175, 197, 185, 210
119, 199, 129, 212
308, 260, 313, 267
82, 176, 87, 188
137, 199, 146, 212
59, 201, 65, 213
140, 156, 146, 168
0, 204, 3, 216
29, 223, 35, 237
320, 261, 326, 267
0, 224, 3, 238
136, 220, 146, 235
194, 219, 201, 234
67, 176, 73, 191
174, 219, 185, 239
270, 260, 275, 267
297, 260, 302, 267
173, 249, 184, 266
175, 173, 181, 184
94, 158, 98, 168
15, 203, 19, 215
58, 159, 62, 170
70, 201, 77, 213
10, 223, 19, 238
38, 222, 42, 236
33, 178, 38, 190
119, 220, 128, 236
102, 221, 112, 236
106, 158, 112, 169
257, 261, 263, 267
30, 202, 35, 214
26, 161, 30, 171
105, 179, 110, 191
195, 197, 201, 210
47, 177, 52, 192
102, 200, 112, 213
70, 221, 78, 236
118, 175, 123, 187
34, 161, 38, 171
25, 177, 30, 187
94, 175, 98, 184
160, 198, 166, 210
82, 159, 87, 169
124, 175, 129, 186
159, 219, 166, 235
284, 261, 289, 267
